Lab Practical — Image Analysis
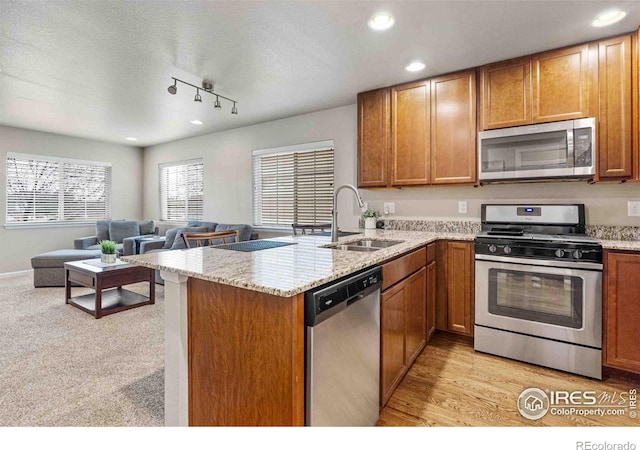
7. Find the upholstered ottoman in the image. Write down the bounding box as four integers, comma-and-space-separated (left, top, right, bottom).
31, 249, 102, 287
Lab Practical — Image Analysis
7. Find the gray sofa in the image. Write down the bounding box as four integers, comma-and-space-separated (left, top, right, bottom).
74, 219, 158, 256
141, 221, 253, 284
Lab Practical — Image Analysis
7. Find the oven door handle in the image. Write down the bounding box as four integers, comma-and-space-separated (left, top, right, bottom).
475, 254, 603, 271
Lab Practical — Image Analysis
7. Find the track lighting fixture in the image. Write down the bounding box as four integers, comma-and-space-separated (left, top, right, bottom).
167, 77, 239, 115
167, 80, 177, 95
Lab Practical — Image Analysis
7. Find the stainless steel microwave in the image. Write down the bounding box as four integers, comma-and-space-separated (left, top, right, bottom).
478, 118, 596, 182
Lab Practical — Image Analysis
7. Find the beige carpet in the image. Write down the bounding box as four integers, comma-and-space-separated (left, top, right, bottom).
0, 271, 164, 426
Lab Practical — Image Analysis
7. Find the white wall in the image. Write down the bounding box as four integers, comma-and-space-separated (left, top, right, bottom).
143, 102, 640, 233
0, 125, 144, 273
142, 104, 360, 229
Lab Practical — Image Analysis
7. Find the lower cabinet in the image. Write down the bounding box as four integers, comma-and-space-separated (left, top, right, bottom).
604, 251, 640, 374
380, 247, 427, 406
435, 240, 475, 337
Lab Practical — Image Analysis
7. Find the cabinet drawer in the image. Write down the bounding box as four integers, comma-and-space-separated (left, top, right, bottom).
382, 247, 426, 291
68, 271, 95, 287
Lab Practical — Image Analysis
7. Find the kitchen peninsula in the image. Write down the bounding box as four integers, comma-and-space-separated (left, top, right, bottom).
123, 229, 474, 426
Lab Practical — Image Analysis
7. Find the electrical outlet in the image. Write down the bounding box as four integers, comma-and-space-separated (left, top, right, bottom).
458, 201, 468, 214
383, 202, 395, 215
628, 201, 640, 217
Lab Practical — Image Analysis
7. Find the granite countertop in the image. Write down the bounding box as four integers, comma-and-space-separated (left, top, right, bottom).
599, 240, 640, 251
121, 229, 474, 297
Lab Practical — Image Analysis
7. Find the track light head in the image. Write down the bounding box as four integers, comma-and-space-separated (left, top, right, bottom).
214, 96, 221, 109
231, 102, 238, 115
167, 82, 177, 95
194, 89, 202, 102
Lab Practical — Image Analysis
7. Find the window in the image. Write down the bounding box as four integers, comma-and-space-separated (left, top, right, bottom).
159, 159, 204, 221
253, 141, 334, 227
5, 153, 112, 225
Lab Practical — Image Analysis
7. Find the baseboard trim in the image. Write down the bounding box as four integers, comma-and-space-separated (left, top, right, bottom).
0, 269, 33, 279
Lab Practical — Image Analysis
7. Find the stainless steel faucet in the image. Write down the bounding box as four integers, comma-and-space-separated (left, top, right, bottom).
331, 184, 365, 242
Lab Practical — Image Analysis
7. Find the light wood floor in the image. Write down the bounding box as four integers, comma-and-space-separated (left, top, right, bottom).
378, 332, 640, 426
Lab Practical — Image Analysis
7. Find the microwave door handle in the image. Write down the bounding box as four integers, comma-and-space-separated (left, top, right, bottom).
566, 129, 574, 169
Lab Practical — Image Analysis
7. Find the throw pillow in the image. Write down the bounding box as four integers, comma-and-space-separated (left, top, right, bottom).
138, 220, 156, 235
215, 224, 253, 242
170, 226, 209, 250
95, 220, 111, 242
109, 221, 141, 244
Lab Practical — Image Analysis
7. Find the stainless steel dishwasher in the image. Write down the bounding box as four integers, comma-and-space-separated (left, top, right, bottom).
304, 265, 382, 426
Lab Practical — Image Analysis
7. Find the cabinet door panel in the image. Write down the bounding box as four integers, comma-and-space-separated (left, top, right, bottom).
605, 252, 640, 374
358, 88, 390, 187
430, 71, 477, 184
426, 261, 437, 342
446, 241, 474, 336
598, 35, 633, 179
391, 81, 430, 185
381, 283, 406, 406
405, 267, 427, 364
481, 57, 531, 130
532, 44, 590, 123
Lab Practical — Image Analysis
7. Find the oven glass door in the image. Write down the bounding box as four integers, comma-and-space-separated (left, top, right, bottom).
488, 268, 583, 329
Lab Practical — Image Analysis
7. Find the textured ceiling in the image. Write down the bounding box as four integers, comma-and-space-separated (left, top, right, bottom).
1, 0, 639, 147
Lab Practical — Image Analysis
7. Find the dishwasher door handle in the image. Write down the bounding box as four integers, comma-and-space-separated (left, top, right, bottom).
347, 292, 365, 306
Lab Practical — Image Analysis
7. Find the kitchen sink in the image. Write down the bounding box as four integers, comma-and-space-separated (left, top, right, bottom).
322, 239, 404, 252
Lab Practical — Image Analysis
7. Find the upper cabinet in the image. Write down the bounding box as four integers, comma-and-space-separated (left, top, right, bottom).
532, 44, 591, 123
360, 71, 477, 188
480, 43, 591, 131
430, 71, 477, 184
480, 56, 531, 130
391, 81, 431, 185
357, 88, 390, 187
597, 35, 634, 179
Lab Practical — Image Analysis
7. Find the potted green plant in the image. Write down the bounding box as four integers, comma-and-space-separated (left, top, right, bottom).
100, 240, 117, 264
362, 208, 380, 229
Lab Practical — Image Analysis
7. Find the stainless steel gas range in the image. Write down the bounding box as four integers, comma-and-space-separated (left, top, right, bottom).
474, 204, 603, 379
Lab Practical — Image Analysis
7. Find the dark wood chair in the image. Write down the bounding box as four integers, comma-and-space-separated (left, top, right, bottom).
291, 223, 332, 236
182, 230, 240, 248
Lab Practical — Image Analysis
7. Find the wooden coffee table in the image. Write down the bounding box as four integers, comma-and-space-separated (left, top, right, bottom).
64, 259, 155, 319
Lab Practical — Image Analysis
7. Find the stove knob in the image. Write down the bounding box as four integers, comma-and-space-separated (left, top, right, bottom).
488, 244, 497, 253
503, 245, 512, 255
555, 249, 565, 258
573, 250, 583, 259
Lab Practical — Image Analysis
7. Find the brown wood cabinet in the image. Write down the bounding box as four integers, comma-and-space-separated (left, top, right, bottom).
435, 240, 475, 337
604, 251, 640, 374
430, 70, 477, 184
380, 247, 427, 406
480, 56, 531, 130
357, 88, 390, 187
426, 244, 437, 341
532, 44, 590, 123
480, 43, 592, 130
597, 35, 634, 179
391, 81, 430, 185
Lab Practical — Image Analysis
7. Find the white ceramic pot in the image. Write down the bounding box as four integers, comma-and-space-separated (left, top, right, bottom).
101, 253, 116, 264
364, 217, 377, 229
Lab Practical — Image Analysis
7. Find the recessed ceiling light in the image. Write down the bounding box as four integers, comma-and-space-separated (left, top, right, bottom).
190, 120, 203, 125
405, 61, 426, 72
126, 137, 137, 141
592, 9, 627, 27
368, 14, 395, 31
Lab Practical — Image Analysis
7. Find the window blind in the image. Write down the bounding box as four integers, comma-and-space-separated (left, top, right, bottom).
253, 145, 334, 227
159, 159, 204, 221
6, 153, 112, 224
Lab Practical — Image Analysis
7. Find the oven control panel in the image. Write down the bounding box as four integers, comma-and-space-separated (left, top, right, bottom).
475, 238, 603, 264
